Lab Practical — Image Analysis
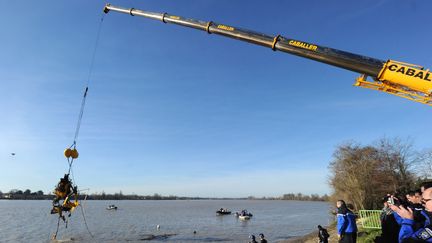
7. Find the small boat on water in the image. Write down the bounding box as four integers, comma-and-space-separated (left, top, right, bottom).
106, 204, 118, 210
239, 215, 251, 220
235, 209, 253, 219
216, 208, 231, 215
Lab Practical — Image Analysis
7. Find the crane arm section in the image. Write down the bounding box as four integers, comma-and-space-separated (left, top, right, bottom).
104, 4, 432, 106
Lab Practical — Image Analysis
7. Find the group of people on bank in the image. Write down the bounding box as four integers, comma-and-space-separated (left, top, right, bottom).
378, 181, 432, 243
337, 181, 432, 243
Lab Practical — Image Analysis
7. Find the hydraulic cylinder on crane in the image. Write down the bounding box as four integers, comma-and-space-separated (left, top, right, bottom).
103, 4, 432, 106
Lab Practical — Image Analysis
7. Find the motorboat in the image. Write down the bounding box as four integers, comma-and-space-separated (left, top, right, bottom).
106, 204, 118, 210
216, 208, 232, 215
235, 210, 253, 218
239, 215, 251, 220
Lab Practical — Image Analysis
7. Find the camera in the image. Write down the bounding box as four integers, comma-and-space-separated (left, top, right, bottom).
387, 196, 401, 206
387, 197, 395, 205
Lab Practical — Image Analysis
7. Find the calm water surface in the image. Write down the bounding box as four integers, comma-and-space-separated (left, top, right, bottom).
0, 200, 332, 242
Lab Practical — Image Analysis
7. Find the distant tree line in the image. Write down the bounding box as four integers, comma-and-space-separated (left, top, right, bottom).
0, 190, 203, 200
82, 192, 329, 201
85, 192, 202, 200
0, 189, 49, 200
0, 189, 328, 201
280, 193, 329, 201
329, 137, 432, 210
244, 194, 329, 201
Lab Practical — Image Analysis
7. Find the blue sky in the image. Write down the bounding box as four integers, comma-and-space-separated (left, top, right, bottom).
1, 0, 431, 197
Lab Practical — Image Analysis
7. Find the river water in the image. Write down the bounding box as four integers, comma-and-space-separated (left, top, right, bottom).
0, 200, 333, 242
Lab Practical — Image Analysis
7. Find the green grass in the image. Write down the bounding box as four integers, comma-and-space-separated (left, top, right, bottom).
357, 227, 382, 243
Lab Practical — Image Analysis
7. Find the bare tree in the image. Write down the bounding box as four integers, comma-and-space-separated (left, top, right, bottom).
375, 137, 418, 193
415, 149, 432, 178
329, 138, 419, 210
329, 143, 382, 209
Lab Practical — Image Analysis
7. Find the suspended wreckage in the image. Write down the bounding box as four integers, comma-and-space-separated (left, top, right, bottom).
50, 174, 79, 221
50, 147, 81, 239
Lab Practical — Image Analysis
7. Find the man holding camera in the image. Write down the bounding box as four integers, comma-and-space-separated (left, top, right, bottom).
392, 188, 432, 242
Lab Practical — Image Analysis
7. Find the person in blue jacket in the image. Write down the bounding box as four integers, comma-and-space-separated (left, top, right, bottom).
336, 200, 357, 243
392, 187, 432, 242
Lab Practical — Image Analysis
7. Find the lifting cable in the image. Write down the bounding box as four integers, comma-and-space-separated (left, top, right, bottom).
68, 10, 106, 169
52, 12, 106, 240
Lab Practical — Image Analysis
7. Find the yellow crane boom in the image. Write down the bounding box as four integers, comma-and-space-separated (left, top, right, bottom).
104, 4, 432, 106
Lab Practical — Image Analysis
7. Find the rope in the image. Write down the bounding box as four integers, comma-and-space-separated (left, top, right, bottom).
79, 194, 94, 239
69, 159, 76, 186
72, 13, 105, 147
53, 216, 61, 240
67, 157, 73, 175
73, 87, 88, 146
69, 142, 94, 239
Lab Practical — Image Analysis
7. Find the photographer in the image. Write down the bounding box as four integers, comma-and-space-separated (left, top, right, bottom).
377, 196, 400, 243
406, 190, 424, 212
391, 188, 432, 242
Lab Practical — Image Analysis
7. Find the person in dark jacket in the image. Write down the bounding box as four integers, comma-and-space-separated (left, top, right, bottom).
392, 188, 432, 242
318, 225, 330, 243
336, 200, 357, 243
258, 233, 267, 243
376, 196, 400, 243
248, 234, 258, 243
407, 190, 426, 234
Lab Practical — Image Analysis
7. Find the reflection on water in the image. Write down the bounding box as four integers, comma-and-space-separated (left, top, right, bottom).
0, 200, 332, 242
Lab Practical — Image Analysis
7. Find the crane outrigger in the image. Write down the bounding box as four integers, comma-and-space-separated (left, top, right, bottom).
103, 4, 432, 106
